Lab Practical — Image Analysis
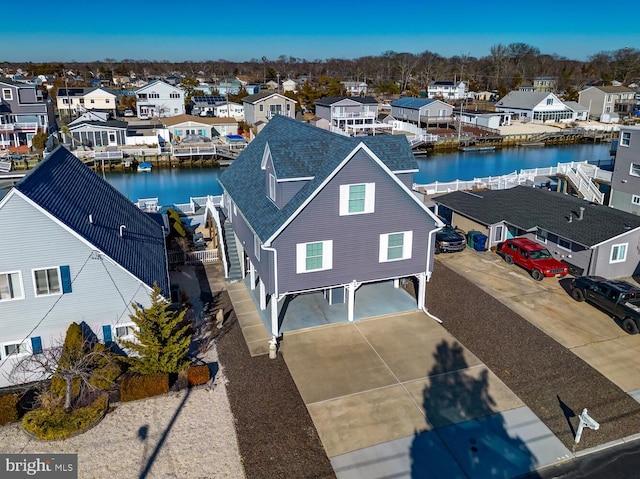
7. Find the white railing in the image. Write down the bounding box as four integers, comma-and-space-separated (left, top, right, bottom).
575, 164, 604, 204
167, 249, 219, 265
137, 197, 159, 212
0, 124, 14, 132
13, 122, 38, 130
172, 195, 222, 215
413, 160, 611, 196
173, 146, 217, 156
409, 133, 439, 146
94, 151, 124, 160
332, 111, 376, 120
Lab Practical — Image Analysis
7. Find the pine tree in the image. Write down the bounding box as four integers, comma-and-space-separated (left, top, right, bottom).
120, 283, 192, 375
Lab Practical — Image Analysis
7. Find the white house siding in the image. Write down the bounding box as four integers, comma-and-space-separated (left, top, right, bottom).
272, 150, 433, 293
0, 195, 153, 386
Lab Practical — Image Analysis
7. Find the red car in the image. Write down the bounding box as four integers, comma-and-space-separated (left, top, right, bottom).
499, 237, 569, 281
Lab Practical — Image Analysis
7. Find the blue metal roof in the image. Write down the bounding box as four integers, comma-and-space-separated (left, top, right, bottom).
16, 147, 169, 296
391, 97, 436, 109
218, 116, 417, 242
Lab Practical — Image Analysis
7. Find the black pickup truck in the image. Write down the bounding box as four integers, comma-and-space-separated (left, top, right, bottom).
435, 225, 466, 254
570, 276, 640, 334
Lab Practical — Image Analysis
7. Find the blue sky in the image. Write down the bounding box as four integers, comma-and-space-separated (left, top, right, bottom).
3, 1, 639, 63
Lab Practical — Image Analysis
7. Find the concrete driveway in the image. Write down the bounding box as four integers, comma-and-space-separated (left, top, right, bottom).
436, 249, 640, 394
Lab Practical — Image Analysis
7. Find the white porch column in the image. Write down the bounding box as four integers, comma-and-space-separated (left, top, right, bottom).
259, 279, 266, 311
270, 293, 279, 337
249, 259, 256, 290
393, 278, 400, 289
239, 244, 246, 278
417, 272, 426, 310
347, 281, 356, 322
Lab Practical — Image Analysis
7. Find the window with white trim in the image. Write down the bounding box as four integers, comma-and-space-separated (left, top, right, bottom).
0, 271, 23, 301
632, 195, 640, 206
630, 163, 640, 177
33, 267, 61, 296
536, 229, 548, 243
339, 183, 375, 215
621, 131, 631, 147
269, 173, 276, 201
557, 237, 572, 251
2, 88, 12, 101
610, 243, 627, 263
2, 341, 29, 359
379, 231, 413, 262
115, 324, 138, 340
296, 240, 333, 273
254, 235, 261, 261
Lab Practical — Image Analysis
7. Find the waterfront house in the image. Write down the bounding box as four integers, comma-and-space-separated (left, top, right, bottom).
578, 86, 637, 122
495, 91, 575, 123
135, 80, 185, 119
341, 81, 368, 96
161, 114, 238, 140
218, 115, 444, 340
427, 81, 466, 100
610, 125, 640, 215
212, 102, 244, 121
56, 87, 117, 119
434, 186, 640, 278
190, 95, 227, 116
0, 78, 57, 149
65, 113, 128, 148
390, 97, 453, 129
0, 146, 169, 387
314, 96, 383, 135
242, 92, 296, 125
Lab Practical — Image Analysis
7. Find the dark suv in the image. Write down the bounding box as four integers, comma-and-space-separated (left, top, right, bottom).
499, 237, 568, 281
435, 224, 466, 253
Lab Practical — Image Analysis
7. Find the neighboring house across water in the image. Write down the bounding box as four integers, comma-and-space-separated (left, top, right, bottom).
390, 97, 454, 129
0, 78, 57, 149
457, 109, 509, 129
610, 125, 640, 215
427, 81, 466, 100
434, 186, 640, 278
495, 91, 576, 123
56, 87, 117, 119
65, 112, 128, 148
242, 92, 296, 125
282, 79, 298, 93
135, 80, 185, 119
578, 86, 637, 123
342, 81, 368, 96
314, 96, 383, 135
161, 114, 238, 140
0, 146, 169, 387
218, 116, 444, 340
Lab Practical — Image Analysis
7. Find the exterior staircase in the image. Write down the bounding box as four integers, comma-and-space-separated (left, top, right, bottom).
223, 223, 243, 281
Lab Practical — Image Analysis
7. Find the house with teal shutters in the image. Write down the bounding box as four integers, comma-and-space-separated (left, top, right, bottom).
218, 116, 444, 344
0, 146, 169, 387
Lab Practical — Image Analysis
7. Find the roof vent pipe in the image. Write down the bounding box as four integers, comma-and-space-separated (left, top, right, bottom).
119, 225, 126, 237
568, 214, 573, 223
578, 207, 585, 221
88, 214, 93, 224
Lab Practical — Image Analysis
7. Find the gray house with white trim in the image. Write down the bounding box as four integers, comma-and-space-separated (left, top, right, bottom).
0, 147, 169, 387
434, 186, 640, 278
610, 125, 640, 214
390, 97, 453, 128
218, 116, 443, 341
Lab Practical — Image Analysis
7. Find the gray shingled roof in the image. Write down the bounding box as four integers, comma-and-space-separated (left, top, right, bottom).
243, 92, 288, 103
15, 147, 169, 295
495, 91, 565, 110
218, 116, 417, 242
435, 186, 640, 247
315, 96, 378, 106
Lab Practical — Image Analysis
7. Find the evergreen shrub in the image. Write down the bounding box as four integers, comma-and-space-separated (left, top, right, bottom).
21, 394, 108, 440
0, 393, 20, 425
120, 373, 169, 402
187, 364, 211, 387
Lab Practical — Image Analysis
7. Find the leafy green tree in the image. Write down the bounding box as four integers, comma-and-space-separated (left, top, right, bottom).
31, 132, 48, 151
120, 284, 191, 375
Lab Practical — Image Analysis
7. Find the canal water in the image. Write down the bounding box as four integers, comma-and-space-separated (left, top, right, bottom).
104, 143, 612, 206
